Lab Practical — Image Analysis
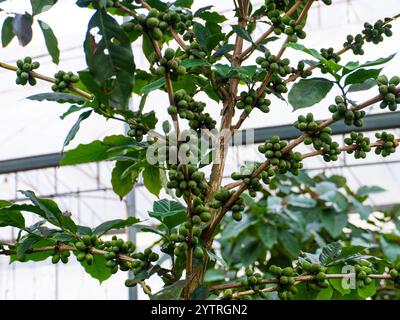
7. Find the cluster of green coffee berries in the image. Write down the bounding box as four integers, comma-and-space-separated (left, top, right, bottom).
256, 50, 292, 77
294, 113, 321, 132
127, 113, 150, 142
102, 236, 138, 274
320, 47, 341, 73
51, 70, 79, 92
74, 235, 99, 265
231, 165, 263, 198
293, 60, 312, 79
154, 48, 186, 80
173, 216, 206, 260
329, 96, 365, 127
269, 265, 297, 300
354, 261, 374, 288
264, 0, 290, 12
299, 261, 330, 291
375, 131, 398, 157
242, 267, 268, 299
15, 57, 40, 86
123, 7, 192, 41
260, 2, 305, 42
178, 41, 207, 60
51, 247, 71, 264
343, 34, 365, 55
267, 76, 288, 94
236, 89, 271, 115
377, 75, 400, 111
344, 132, 371, 159
389, 263, 400, 288
210, 187, 245, 221
167, 164, 208, 198
344, 18, 392, 55
258, 136, 303, 175
363, 19, 393, 44
168, 89, 216, 130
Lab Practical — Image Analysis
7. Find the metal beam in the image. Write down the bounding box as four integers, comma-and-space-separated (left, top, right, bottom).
1, 111, 400, 174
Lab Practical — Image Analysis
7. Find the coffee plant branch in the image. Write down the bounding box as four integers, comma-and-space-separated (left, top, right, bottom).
204, 86, 400, 241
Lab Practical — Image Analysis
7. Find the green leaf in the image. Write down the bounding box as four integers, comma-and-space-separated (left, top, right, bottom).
93, 217, 140, 236
12, 238, 54, 262
285, 42, 342, 73
111, 160, 141, 199
84, 10, 135, 109
149, 199, 186, 229
26, 92, 86, 105
319, 210, 347, 238
231, 25, 252, 42
197, 11, 226, 23
207, 251, 228, 268
150, 280, 186, 300
12, 13, 33, 47
2, 17, 15, 47
181, 59, 211, 68
358, 280, 376, 298
288, 78, 334, 110
319, 242, 341, 265
79, 253, 112, 283
174, 0, 193, 8
344, 68, 382, 86
286, 194, 316, 208
145, 0, 168, 11
140, 77, 165, 94
328, 265, 351, 295
38, 20, 60, 64
143, 164, 162, 197
142, 33, 156, 64
62, 110, 92, 151
360, 53, 396, 68
279, 231, 300, 259
19, 190, 77, 233
0, 200, 25, 229
316, 286, 333, 300
349, 196, 372, 220
348, 79, 377, 93
60, 135, 135, 166
192, 22, 208, 52
60, 105, 89, 120
319, 191, 348, 212
221, 215, 256, 240
258, 223, 278, 249
357, 185, 385, 197
380, 236, 400, 261
31, 0, 57, 16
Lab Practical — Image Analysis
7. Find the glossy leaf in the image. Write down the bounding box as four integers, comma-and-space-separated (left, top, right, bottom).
1, 17, 15, 47
84, 10, 135, 109
38, 20, 60, 64
288, 78, 334, 110
93, 217, 140, 236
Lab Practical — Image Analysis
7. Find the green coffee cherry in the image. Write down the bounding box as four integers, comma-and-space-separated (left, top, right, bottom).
344, 132, 371, 159
259, 136, 303, 175
375, 131, 398, 157
15, 57, 40, 86
377, 75, 400, 111
236, 89, 271, 115
51, 70, 79, 92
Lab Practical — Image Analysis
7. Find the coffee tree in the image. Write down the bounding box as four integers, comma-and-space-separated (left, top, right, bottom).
0, 0, 400, 300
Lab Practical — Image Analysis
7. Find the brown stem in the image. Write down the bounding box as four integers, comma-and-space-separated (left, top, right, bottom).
0, 62, 92, 100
